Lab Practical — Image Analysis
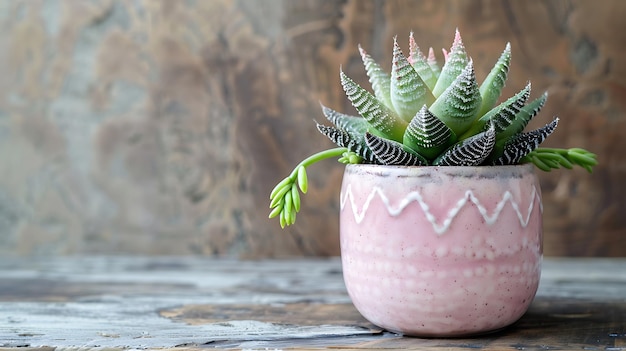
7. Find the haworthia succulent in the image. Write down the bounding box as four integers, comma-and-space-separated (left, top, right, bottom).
427, 47, 441, 78
316, 123, 376, 163
390, 37, 435, 123
461, 82, 531, 139
365, 132, 428, 166
434, 123, 496, 166
486, 82, 531, 135
359, 45, 392, 109
403, 105, 456, 160
429, 60, 482, 136
320, 103, 369, 136
498, 92, 548, 141
408, 32, 437, 91
316, 123, 352, 148
340, 70, 407, 142
271, 29, 597, 228
492, 117, 559, 165
432, 29, 469, 97
478, 43, 511, 117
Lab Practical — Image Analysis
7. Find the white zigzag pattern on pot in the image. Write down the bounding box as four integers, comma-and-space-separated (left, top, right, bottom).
340, 184, 542, 235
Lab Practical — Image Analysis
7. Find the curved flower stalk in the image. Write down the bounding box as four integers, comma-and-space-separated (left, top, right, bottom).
269, 29, 597, 227
269, 147, 348, 228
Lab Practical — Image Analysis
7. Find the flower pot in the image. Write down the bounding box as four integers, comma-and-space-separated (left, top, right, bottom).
340, 163, 543, 337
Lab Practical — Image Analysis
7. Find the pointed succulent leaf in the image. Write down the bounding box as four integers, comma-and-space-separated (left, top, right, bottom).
427, 47, 441, 79
461, 82, 531, 139
485, 82, 531, 135
492, 117, 559, 165
365, 132, 428, 166
403, 105, 456, 160
407, 32, 419, 65
359, 45, 392, 109
340, 70, 407, 142
390, 37, 435, 123
429, 60, 482, 136
316, 123, 376, 163
433, 122, 496, 166
432, 29, 469, 97
498, 92, 548, 141
316, 123, 352, 148
320, 103, 369, 135
408, 32, 437, 91
478, 43, 512, 117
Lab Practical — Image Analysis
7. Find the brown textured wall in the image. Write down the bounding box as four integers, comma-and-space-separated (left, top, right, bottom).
0, 0, 623, 257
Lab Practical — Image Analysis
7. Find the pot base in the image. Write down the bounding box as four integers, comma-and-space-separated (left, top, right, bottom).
385, 324, 510, 338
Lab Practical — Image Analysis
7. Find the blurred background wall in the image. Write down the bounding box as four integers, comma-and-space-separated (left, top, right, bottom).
0, 0, 624, 257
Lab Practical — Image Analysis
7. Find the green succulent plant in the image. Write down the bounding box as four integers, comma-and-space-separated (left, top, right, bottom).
270, 30, 597, 228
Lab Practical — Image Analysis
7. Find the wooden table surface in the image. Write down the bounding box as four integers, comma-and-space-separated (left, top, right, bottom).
0, 256, 624, 350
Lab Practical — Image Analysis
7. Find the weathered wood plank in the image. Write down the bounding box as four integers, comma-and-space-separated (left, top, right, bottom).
0, 257, 624, 350
0, 1, 624, 258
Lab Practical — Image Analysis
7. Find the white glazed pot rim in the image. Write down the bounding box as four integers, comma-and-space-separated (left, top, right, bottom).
344, 163, 536, 179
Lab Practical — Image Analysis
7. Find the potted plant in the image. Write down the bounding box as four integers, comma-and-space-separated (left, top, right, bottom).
268, 30, 597, 337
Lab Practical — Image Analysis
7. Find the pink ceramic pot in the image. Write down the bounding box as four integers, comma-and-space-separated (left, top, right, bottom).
340, 164, 542, 337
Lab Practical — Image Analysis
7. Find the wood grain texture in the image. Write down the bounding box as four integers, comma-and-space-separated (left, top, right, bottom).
0, 256, 624, 350
0, 0, 623, 257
